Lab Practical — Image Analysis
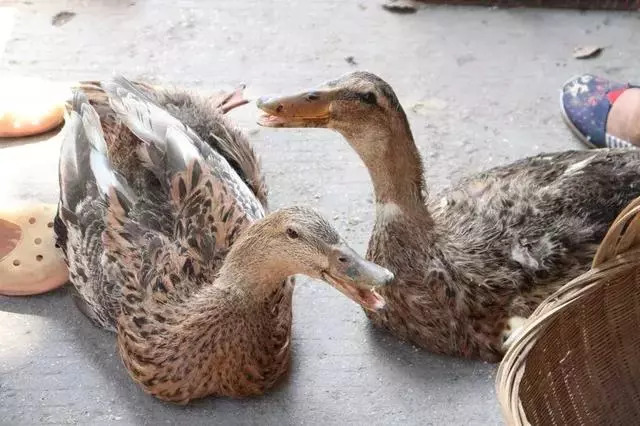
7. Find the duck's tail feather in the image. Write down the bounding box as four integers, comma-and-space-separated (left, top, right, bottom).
210, 84, 249, 114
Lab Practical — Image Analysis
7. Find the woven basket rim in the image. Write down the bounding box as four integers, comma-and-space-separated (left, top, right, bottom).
495, 196, 640, 425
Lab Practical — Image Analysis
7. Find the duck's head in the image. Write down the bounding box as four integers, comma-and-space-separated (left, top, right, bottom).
256, 71, 410, 143
231, 206, 393, 311
257, 71, 424, 207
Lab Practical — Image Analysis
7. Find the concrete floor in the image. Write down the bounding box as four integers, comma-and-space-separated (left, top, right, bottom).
0, 1, 638, 424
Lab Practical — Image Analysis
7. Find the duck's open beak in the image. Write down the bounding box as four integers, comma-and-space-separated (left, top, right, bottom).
321, 243, 393, 312
256, 90, 332, 128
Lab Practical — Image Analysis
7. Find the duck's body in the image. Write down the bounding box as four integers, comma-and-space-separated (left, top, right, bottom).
54, 77, 391, 402
368, 149, 640, 361
257, 71, 640, 361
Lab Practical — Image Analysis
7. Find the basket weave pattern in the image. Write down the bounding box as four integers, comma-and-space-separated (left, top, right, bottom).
496, 197, 640, 425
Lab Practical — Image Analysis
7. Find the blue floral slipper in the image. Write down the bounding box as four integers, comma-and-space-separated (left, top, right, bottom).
561, 74, 638, 149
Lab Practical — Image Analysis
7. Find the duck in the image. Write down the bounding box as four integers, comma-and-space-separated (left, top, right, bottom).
54, 77, 393, 403
256, 71, 640, 362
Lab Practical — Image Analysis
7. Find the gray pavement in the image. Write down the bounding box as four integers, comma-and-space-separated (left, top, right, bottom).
1, 1, 638, 424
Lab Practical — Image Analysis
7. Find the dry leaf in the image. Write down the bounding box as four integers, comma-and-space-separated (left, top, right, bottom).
51, 11, 76, 26
411, 99, 448, 116
382, 0, 418, 14
573, 45, 603, 59
345, 56, 358, 66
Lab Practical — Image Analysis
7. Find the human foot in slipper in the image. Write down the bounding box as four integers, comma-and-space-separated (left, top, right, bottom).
0, 76, 69, 138
0, 203, 68, 296
561, 74, 640, 149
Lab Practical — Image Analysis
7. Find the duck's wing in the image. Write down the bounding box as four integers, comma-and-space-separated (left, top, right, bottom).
57, 86, 261, 329
102, 76, 265, 221
79, 77, 268, 209
433, 149, 640, 302
60, 95, 186, 315
156, 85, 268, 209
441, 149, 640, 228
102, 77, 264, 281
56, 92, 136, 329
97, 126, 257, 308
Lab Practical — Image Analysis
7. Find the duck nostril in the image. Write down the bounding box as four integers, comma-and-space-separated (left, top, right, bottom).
338, 256, 348, 263
306, 93, 320, 101
276, 104, 284, 113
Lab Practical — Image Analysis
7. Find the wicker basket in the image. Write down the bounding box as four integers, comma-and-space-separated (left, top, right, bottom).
496, 196, 640, 425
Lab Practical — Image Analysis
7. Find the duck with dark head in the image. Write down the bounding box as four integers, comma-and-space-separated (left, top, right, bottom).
257, 71, 640, 362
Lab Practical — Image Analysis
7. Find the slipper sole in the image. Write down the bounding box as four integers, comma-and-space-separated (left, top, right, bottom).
0, 203, 68, 296
0, 76, 68, 138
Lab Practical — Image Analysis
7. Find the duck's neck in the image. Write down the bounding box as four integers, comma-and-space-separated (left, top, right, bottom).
117, 244, 293, 402
216, 234, 296, 298
338, 113, 427, 213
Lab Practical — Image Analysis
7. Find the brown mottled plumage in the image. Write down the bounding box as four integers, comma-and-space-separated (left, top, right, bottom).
54, 77, 392, 402
73, 79, 268, 208
55, 78, 266, 328
257, 71, 640, 362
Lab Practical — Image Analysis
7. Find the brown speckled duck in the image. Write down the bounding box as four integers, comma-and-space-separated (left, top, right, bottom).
54, 77, 392, 403
257, 71, 640, 362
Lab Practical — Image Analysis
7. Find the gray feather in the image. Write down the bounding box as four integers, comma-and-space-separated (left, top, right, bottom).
101, 77, 261, 210
102, 80, 176, 149
71, 97, 138, 206
81, 102, 108, 155
102, 77, 225, 164
111, 75, 158, 105
164, 126, 201, 174
58, 110, 90, 210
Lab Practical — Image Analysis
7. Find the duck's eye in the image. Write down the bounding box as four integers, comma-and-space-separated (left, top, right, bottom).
306, 92, 320, 101
361, 92, 377, 105
286, 228, 299, 239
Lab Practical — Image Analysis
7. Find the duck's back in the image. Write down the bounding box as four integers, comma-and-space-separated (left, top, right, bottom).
55, 78, 265, 330
74, 80, 267, 208
433, 148, 640, 313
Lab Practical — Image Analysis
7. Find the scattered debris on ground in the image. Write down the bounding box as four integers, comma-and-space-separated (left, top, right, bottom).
572, 45, 603, 59
411, 98, 448, 116
382, 0, 418, 14
51, 11, 76, 26
345, 56, 358, 66
456, 53, 476, 66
